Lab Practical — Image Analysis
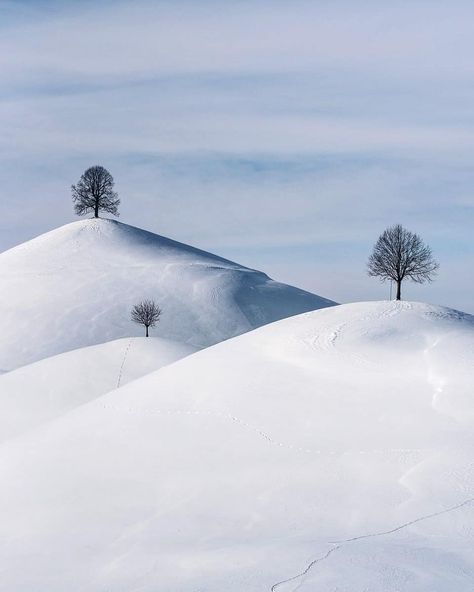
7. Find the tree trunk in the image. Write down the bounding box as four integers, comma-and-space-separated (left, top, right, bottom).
145, 325, 149, 337
94, 204, 99, 218
396, 280, 401, 300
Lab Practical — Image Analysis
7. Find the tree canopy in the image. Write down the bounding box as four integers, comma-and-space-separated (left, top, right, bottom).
72, 166, 120, 218
367, 224, 439, 300
131, 300, 162, 337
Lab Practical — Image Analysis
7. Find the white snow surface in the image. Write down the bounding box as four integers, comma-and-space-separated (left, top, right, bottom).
1, 300, 473, 591
0, 218, 333, 371
0, 336, 196, 443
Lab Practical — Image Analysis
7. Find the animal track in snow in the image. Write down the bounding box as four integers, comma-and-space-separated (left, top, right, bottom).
101, 404, 423, 459
116, 338, 133, 388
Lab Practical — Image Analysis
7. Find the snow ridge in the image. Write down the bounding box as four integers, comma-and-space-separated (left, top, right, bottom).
0, 218, 334, 370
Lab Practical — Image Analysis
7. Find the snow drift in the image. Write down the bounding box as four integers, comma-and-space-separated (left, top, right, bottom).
0, 218, 334, 370
1, 301, 473, 591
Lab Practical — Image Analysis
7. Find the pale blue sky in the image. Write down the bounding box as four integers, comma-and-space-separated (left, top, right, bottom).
0, 0, 473, 311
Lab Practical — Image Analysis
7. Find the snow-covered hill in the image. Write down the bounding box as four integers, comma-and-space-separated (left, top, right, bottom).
0, 336, 195, 443
0, 218, 333, 371
1, 301, 473, 591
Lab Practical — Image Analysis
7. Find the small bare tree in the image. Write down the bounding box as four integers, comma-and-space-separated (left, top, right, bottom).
131, 300, 162, 337
72, 165, 120, 218
368, 224, 439, 300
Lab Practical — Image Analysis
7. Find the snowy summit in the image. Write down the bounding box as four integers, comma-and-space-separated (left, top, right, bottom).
0, 218, 334, 371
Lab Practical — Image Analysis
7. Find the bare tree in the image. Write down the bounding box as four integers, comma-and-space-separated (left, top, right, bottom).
131, 300, 162, 337
367, 224, 439, 300
72, 165, 120, 218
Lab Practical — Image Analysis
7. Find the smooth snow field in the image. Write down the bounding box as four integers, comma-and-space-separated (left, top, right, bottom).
0, 218, 333, 371
1, 301, 473, 591
0, 336, 196, 443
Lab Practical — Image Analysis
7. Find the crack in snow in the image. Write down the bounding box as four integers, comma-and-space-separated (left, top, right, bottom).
270, 495, 474, 591
271, 545, 340, 591
329, 495, 474, 544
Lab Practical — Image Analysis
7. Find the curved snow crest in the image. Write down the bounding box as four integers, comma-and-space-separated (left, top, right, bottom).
262, 299, 474, 348
2, 218, 245, 269
0, 336, 196, 443
0, 219, 334, 370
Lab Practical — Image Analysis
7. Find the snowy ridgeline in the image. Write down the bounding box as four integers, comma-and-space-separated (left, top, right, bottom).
0, 218, 334, 371
0, 300, 473, 591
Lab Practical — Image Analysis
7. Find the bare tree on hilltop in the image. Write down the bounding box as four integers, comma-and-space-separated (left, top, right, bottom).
72, 165, 120, 218
131, 300, 162, 337
367, 224, 439, 301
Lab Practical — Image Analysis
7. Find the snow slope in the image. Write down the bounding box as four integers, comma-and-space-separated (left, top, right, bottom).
0, 218, 333, 371
0, 336, 196, 443
1, 301, 473, 591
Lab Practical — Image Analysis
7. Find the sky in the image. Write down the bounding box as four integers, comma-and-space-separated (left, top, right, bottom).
0, 0, 473, 312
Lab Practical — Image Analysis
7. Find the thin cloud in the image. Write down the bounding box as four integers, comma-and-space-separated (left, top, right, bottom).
0, 0, 473, 313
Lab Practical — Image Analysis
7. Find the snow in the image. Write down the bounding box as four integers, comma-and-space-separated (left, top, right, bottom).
0, 218, 334, 371
0, 336, 196, 443
0, 300, 473, 591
